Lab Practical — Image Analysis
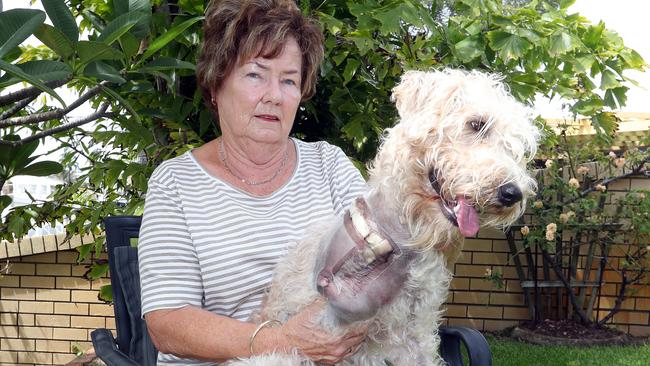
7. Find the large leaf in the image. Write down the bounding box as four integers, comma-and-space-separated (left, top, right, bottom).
15, 161, 63, 176
101, 86, 141, 124
98, 11, 146, 45
139, 16, 204, 63
0, 60, 71, 88
600, 69, 621, 90
549, 31, 581, 57
454, 35, 484, 62
487, 31, 531, 61
34, 23, 74, 58
76, 41, 124, 67
84, 61, 126, 84
0, 59, 66, 106
0, 9, 46, 58
41, 0, 78, 43
138, 57, 196, 71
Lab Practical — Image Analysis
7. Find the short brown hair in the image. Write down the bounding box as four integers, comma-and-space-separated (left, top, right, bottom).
196, 0, 324, 110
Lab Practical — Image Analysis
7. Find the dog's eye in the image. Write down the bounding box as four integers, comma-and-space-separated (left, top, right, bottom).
469, 119, 487, 132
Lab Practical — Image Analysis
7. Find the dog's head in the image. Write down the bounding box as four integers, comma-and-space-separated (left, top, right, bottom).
369, 68, 540, 251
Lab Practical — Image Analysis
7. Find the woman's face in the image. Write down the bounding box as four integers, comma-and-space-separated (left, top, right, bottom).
213, 37, 303, 147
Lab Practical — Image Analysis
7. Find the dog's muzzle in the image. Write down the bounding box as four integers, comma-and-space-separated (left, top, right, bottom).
497, 182, 523, 207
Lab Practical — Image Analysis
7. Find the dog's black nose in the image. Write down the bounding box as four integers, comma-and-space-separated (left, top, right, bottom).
498, 183, 523, 207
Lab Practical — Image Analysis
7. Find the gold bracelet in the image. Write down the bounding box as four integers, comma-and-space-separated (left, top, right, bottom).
249, 319, 282, 355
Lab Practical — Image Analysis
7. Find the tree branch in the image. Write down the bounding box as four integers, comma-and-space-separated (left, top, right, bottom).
0, 82, 108, 128
0, 103, 114, 147
0, 77, 71, 107
0, 95, 37, 120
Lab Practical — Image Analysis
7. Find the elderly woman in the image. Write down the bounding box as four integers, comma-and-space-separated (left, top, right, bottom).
137, 0, 367, 364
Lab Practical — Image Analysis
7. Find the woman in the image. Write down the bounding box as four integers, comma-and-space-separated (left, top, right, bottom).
137, 0, 368, 364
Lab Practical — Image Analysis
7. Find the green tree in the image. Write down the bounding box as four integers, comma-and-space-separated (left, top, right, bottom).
0, 0, 647, 298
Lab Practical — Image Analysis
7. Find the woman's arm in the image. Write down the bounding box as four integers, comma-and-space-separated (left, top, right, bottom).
145, 300, 367, 364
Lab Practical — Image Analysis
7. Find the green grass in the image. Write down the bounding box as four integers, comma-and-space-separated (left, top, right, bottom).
486, 335, 650, 366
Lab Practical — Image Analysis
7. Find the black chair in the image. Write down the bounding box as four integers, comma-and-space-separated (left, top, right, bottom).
92, 216, 492, 366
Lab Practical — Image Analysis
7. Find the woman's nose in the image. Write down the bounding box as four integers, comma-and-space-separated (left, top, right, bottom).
262, 80, 282, 104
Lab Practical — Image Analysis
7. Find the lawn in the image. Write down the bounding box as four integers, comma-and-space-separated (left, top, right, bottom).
486, 335, 650, 366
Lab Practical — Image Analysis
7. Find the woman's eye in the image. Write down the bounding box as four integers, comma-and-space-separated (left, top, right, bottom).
283, 79, 297, 86
247, 72, 260, 79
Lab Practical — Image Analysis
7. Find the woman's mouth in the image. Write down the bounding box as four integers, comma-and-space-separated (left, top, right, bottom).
256, 114, 280, 122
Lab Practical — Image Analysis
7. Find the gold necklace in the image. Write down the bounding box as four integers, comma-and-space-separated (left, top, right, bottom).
219, 138, 289, 186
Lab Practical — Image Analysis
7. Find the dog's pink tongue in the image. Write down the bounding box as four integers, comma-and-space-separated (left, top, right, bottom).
457, 197, 479, 237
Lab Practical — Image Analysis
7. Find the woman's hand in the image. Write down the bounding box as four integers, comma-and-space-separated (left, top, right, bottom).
278, 299, 368, 365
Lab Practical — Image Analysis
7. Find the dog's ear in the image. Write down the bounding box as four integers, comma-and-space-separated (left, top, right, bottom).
391, 70, 427, 117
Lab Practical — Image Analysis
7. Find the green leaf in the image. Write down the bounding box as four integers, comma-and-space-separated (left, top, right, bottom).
84, 262, 109, 281
620, 48, 646, 70
600, 69, 620, 90
317, 11, 344, 35
42, 0, 78, 43
0, 195, 12, 212
343, 58, 360, 85
99, 284, 113, 303
0, 9, 46, 58
139, 16, 204, 63
76, 243, 92, 263
0, 59, 66, 106
454, 35, 484, 62
591, 112, 619, 136
76, 41, 124, 67
7, 215, 26, 238
138, 57, 196, 71
572, 54, 596, 73
549, 31, 580, 57
101, 86, 142, 124
119, 32, 140, 59
15, 161, 63, 176
487, 31, 531, 60
0, 60, 72, 88
604, 86, 628, 109
33, 23, 74, 58
583, 22, 604, 49
84, 61, 126, 84
98, 11, 145, 45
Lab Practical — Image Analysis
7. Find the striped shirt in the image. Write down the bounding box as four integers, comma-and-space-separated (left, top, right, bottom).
138, 138, 366, 365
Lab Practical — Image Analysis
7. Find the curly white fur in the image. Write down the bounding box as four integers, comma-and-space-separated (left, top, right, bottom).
225, 68, 540, 366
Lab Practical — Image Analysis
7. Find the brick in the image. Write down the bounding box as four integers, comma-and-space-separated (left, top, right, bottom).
90, 303, 115, 317
14, 314, 34, 326
54, 302, 88, 315
52, 353, 76, 365
630, 178, 649, 190
71, 265, 89, 276
0, 275, 19, 288
462, 238, 493, 252
0, 312, 16, 325
53, 327, 87, 341
453, 264, 490, 278
5, 263, 34, 275
105, 317, 116, 330
635, 297, 650, 310
470, 278, 498, 291
628, 325, 650, 337
472, 252, 508, 265
484, 319, 519, 331
25, 252, 56, 263
57, 251, 80, 264
452, 291, 489, 305
0, 300, 18, 312
504, 306, 532, 320
6, 242, 20, 257
450, 278, 469, 290
443, 305, 467, 317
489, 293, 525, 306
71, 316, 105, 329
467, 305, 503, 319
35, 315, 70, 327
18, 326, 53, 339
491, 240, 510, 252
1, 288, 35, 301
0, 326, 17, 337
455, 251, 472, 264
35, 340, 70, 353
446, 317, 483, 329
17, 351, 52, 364
608, 179, 630, 191
72, 290, 102, 303
19, 301, 54, 314
613, 311, 649, 325
20, 276, 55, 289
0, 338, 35, 351
0, 351, 17, 363
36, 289, 70, 302
91, 277, 111, 290
19, 240, 32, 257
36, 263, 71, 276
56, 276, 91, 290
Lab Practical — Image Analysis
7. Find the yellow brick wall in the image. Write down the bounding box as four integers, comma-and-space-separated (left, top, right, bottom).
445, 175, 650, 336
0, 251, 114, 365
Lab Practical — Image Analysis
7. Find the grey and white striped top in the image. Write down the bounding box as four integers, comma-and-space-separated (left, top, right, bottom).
138, 138, 366, 365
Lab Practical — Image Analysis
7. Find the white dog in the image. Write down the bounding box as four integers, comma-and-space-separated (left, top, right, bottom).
227, 69, 540, 365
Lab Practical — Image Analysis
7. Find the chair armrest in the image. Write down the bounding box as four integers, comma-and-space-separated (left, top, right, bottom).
439, 325, 492, 366
91, 328, 140, 366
